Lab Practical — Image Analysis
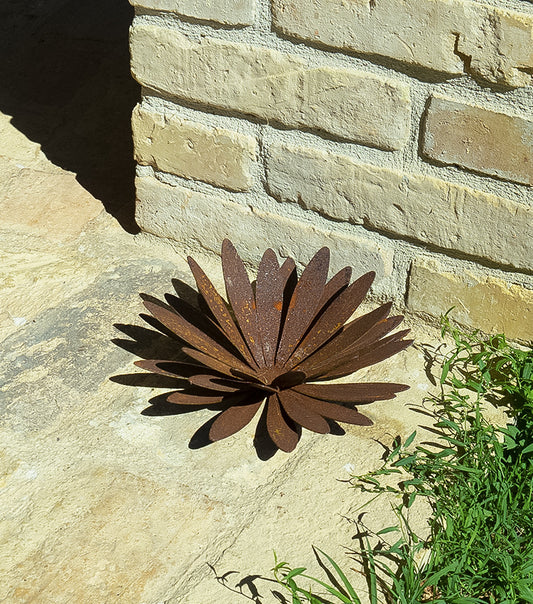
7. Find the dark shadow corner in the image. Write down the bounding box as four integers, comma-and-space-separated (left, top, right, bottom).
0, 0, 140, 233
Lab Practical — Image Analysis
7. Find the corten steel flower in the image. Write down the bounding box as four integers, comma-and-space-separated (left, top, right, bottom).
136, 239, 412, 452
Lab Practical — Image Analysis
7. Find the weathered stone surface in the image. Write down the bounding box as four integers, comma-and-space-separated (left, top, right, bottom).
458, 2, 533, 88
129, 0, 255, 25
0, 113, 57, 171
0, 217, 436, 602
130, 24, 410, 150
423, 95, 533, 186
135, 175, 396, 294
0, 113, 104, 243
266, 142, 532, 272
408, 258, 533, 343
0, 157, 103, 241
0, 175, 441, 604
0, 232, 103, 343
132, 105, 257, 191
272, 0, 533, 87
273, 0, 463, 75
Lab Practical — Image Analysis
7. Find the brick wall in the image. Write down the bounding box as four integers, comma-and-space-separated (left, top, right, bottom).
128, 0, 533, 342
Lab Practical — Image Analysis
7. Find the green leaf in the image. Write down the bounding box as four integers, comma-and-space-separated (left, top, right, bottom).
522, 443, 533, 455
285, 567, 307, 580
363, 538, 378, 604
404, 431, 417, 448
402, 478, 424, 487
424, 561, 460, 584
393, 455, 417, 467
440, 360, 451, 384
314, 547, 361, 603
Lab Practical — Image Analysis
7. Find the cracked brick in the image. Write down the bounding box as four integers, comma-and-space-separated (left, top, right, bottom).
272, 0, 533, 87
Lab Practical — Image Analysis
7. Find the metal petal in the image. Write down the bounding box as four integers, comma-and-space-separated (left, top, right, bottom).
188, 374, 243, 392
294, 302, 393, 377
318, 266, 352, 310
286, 392, 374, 426
188, 256, 257, 368
294, 382, 410, 404
221, 239, 265, 367
266, 394, 300, 452
280, 257, 298, 295
143, 299, 253, 376
345, 314, 405, 352
256, 256, 298, 379
181, 347, 257, 380
308, 316, 406, 377
209, 398, 264, 441
276, 247, 330, 366
286, 271, 376, 370
134, 359, 200, 378
318, 336, 413, 380
277, 390, 331, 434
255, 248, 283, 366
271, 371, 307, 390
164, 293, 223, 341
167, 390, 226, 405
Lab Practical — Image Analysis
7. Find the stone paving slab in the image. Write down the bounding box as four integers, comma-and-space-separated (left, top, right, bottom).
0, 206, 442, 603
0, 112, 450, 604
0, 112, 440, 602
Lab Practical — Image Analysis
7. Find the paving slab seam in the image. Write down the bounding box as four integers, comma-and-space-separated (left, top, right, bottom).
162, 437, 318, 600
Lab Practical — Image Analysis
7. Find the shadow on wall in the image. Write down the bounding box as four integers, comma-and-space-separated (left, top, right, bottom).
0, 0, 140, 233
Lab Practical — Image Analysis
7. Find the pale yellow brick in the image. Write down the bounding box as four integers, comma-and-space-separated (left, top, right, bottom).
132, 105, 257, 191
407, 258, 533, 343
130, 24, 410, 151
266, 143, 532, 271
272, 0, 533, 87
128, 0, 255, 25
423, 95, 533, 186
273, 0, 462, 75
135, 176, 395, 286
458, 4, 533, 88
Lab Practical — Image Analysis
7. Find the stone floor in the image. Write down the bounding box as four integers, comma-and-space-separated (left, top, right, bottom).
0, 3, 458, 603
0, 185, 440, 604
0, 110, 442, 604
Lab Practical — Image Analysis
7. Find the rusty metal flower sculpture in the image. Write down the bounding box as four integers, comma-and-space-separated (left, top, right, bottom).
136, 239, 412, 452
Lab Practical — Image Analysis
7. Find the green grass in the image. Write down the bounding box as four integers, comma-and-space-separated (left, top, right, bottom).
273, 316, 533, 603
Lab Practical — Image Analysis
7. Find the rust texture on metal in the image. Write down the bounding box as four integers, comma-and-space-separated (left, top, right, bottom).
136, 239, 412, 453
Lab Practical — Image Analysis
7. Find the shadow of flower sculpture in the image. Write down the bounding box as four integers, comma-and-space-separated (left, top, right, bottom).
134, 239, 412, 453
